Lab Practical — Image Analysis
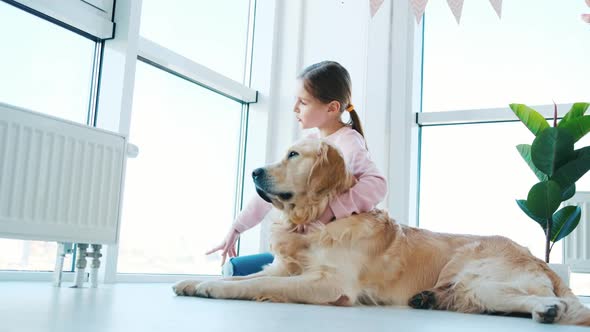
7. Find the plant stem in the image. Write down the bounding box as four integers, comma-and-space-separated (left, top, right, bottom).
545, 217, 553, 263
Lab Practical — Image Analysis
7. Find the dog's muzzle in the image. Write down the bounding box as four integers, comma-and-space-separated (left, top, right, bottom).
252, 167, 293, 203
252, 168, 273, 203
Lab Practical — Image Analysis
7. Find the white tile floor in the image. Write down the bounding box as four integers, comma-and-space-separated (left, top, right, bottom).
1, 282, 589, 332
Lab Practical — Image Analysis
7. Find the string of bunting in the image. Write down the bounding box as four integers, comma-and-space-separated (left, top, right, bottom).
370, 0, 503, 23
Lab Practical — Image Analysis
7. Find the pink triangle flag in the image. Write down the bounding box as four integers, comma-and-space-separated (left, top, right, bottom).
410, 0, 429, 24
489, 0, 502, 18
370, 0, 385, 17
446, 0, 464, 24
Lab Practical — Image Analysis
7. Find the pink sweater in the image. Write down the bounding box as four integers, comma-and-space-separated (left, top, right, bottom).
232, 126, 387, 233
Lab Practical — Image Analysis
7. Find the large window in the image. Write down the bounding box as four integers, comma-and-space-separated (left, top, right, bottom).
422, 0, 589, 112
0, 0, 256, 278
420, 123, 565, 261
116, 1, 256, 276
0, 1, 97, 272
0, 1, 96, 123
117, 62, 243, 275
419, 0, 589, 294
140, 0, 251, 83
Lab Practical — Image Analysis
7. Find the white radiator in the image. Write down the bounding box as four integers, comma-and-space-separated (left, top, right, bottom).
0, 102, 130, 245
563, 192, 590, 273
0, 102, 138, 287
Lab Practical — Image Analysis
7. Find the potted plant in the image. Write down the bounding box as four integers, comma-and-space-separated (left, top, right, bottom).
511, 102, 590, 283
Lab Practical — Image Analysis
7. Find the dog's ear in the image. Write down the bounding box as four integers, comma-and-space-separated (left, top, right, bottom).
307, 142, 350, 196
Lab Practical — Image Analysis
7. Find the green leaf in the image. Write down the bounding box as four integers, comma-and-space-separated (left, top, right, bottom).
516, 199, 547, 231
559, 102, 589, 123
531, 128, 575, 177
576, 146, 590, 158
551, 206, 581, 242
561, 184, 576, 201
516, 144, 549, 181
526, 181, 562, 219
552, 149, 590, 191
510, 104, 550, 136
558, 116, 590, 143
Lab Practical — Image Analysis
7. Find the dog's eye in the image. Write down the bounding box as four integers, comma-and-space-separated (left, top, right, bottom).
288, 151, 299, 159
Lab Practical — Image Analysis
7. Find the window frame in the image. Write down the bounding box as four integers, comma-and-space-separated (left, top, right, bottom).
4, 0, 115, 41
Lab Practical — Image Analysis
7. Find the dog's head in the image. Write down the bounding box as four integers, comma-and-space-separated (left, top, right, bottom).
252, 139, 354, 225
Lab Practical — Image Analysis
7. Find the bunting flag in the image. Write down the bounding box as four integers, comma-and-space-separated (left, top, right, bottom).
446, 0, 464, 24
408, 0, 504, 24
381, 0, 507, 24
370, 0, 384, 17
489, 0, 503, 18
410, 0, 429, 24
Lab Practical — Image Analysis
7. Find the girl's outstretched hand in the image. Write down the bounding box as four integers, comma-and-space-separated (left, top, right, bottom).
206, 229, 239, 266
584, 0, 590, 24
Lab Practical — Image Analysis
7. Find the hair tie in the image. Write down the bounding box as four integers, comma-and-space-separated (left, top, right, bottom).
345, 104, 354, 112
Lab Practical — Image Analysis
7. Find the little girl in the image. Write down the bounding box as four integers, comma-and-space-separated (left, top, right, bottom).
207, 61, 387, 273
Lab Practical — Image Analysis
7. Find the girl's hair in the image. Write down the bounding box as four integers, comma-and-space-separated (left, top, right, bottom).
297, 61, 365, 138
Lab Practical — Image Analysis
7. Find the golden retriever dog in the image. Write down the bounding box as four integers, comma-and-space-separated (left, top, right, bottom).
174, 139, 590, 326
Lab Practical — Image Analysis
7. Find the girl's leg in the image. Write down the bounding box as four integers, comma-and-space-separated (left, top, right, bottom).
222, 252, 274, 277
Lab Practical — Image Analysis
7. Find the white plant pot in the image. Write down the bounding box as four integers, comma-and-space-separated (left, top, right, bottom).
548, 263, 571, 287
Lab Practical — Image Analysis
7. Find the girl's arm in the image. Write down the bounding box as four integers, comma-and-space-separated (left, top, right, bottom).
319, 140, 387, 222
232, 194, 273, 233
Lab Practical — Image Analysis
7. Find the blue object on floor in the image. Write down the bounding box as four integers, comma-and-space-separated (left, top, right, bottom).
223, 253, 274, 277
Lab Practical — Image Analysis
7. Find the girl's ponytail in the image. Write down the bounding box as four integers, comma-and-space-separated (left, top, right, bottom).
345, 104, 364, 138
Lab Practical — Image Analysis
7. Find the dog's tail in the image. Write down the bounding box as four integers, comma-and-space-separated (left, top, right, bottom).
547, 266, 590, 326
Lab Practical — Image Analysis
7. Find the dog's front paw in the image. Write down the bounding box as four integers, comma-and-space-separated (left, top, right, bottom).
172, 280, 202, 296
195, 281, 225, 299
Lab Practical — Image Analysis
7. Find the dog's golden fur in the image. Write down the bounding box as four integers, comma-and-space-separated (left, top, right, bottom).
174, 139, 590, 326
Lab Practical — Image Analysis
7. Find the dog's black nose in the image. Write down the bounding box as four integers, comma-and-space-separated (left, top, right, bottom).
252, 168, 265, 179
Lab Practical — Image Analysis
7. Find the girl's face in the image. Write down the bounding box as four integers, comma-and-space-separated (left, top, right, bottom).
293, 80, 339, 129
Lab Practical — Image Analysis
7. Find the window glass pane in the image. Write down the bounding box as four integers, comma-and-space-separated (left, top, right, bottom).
423, 0, 590, 112
571, 273, 590, 297
419, 123, 590, 266
140, 0, 250, 83
0, 240, 72, 272
0, 2, 94, 272
117, 61, 242, 275
0, 1, 95, 123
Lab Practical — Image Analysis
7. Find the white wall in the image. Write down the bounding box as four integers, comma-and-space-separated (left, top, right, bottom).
251, 0, 421, 250
302, 0, 370, 130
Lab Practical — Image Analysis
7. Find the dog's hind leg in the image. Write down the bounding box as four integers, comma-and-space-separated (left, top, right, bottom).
455, 281, 571, 324
434, 252, 580, 324
414, 267, 574, 324
408, 279, 568, 324
408, 283, 453, 310
408, 251, 474, 312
